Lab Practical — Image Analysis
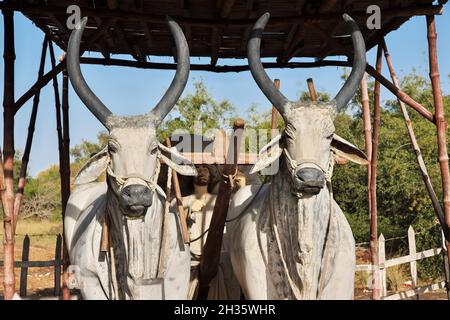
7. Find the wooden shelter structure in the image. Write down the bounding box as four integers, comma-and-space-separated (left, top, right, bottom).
0, 0, 449, 300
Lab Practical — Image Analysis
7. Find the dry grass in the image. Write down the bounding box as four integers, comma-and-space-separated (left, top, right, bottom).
0, 219, 63, 298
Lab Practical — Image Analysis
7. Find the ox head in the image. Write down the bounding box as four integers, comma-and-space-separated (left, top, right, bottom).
249, 13, 368, 196
68, 17, 197, 218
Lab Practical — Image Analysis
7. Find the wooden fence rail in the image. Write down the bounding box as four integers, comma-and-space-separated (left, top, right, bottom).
0, 234, 63, 298
356, 225, 447, 300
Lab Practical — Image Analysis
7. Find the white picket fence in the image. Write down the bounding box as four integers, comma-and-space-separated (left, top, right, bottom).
356, 225, 448, 300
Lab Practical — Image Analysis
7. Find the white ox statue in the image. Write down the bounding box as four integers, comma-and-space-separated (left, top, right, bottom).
227, 13, 368, 300
64, 17, 197, 299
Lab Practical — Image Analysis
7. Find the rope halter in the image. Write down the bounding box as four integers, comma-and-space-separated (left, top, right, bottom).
283, 148, 335, 189
106, 150, 161, 194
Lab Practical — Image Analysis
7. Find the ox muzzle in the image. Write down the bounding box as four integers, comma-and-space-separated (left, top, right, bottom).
284, 149, 328, 197
119, 184, 153, 218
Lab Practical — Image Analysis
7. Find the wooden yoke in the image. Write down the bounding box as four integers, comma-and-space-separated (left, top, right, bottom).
197, 118, 245, 299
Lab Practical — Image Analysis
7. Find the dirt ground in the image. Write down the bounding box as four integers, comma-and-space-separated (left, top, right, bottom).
1, 220, 448, 300
0, 219, 62, 299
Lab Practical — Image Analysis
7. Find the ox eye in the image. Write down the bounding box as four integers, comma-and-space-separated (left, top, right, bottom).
149, 146, 158, 155
326, 133, 334, 140
108, 142, 119, 153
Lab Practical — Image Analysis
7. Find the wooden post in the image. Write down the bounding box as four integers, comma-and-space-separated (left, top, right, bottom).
365, 65, 435, 123
307, 78, 318, 102
441, 231, 450, 300
407, 226, 418, 299
54, 234, 62, 297
60, 62, 72, 300
197, 118, 245, 299
426, 16, 450, 291
13, 37, 48, 235
378, 234, 386, 298
370, 44, 382, 300
360, 74, 372, 217
19, 235, 30, 297
382, 40, 446, 234
2, 8, 16, 300
271, 79, 280, 138
165, 138, 190, 244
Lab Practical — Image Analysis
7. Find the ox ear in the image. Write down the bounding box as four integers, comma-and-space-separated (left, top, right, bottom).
74, 147, 110, 185
250, 135, 283, 174
158, 143, 198, 176
331, 134, 369, 165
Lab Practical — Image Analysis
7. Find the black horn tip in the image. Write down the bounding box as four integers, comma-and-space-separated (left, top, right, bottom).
166, 16, 174, 23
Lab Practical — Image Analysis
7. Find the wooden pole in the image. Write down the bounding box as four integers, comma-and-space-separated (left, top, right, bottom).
80, 57, 351, 73
271, 79, 280, 137
370, 44, 382, 300
165, 138, 190, 244
60, 63, 72, 300
382, 40, 446, 234
13, 37, 48, 234
307, 78, 318, 102
197, 118, 245, 299
360, 74, 373, 218
426, 15, 450, 298
19, 235, 29, 297
365, 64, 435, 123
2, 8, 16, 300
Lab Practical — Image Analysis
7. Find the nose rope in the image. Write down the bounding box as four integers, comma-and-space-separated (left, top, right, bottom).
106, 151, 161, 193
283, 148, 335, 183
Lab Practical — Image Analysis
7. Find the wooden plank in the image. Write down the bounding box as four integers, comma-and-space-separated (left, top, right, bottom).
382, 281, 446, 300
378, 234, 387, 297
382, 248, 442, 268
442, 231, 450, 299
408, 226, 418, 294
0, 260, 61, 268
3, 2, 443, 28
19, 235, 30, 297
355, 264, 374, 272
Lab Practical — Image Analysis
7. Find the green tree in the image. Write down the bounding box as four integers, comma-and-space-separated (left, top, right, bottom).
158, 80, 235, 140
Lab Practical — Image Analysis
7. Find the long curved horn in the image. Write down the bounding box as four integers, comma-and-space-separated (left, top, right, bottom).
334, 14, 366, 112
248, 13, 290, 118
67, 17, 113, 128
150, 17, 190, 125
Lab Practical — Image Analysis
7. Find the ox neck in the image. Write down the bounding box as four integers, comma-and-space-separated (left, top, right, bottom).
267, 165, 333, 299
105, 189, 165, 300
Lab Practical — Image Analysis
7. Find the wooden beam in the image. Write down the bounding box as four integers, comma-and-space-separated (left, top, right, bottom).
13, 62, 65, 114
0, 3, 443, 27
113, 21, 145, 62
318, 0, 339, 13
107, 0, 119, 10
210, 27, 223, 66
83, 18, 116, 53
48, 13, 69, 37
219, 0, 237, 18
80, 56, 351, 72
365, 64, 435, 123
140, 20, 153, 53
13, 37, 48, 236
277, 23, 301, 63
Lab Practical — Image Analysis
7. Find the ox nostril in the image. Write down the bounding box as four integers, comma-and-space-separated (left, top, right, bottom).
296, 168, 324, 183
121, 185, 152, 207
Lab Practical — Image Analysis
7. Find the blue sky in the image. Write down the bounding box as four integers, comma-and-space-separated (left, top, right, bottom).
0, 8, 449, 176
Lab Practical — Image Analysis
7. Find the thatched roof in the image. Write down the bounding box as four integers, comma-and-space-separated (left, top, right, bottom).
1, 0, 445, 71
